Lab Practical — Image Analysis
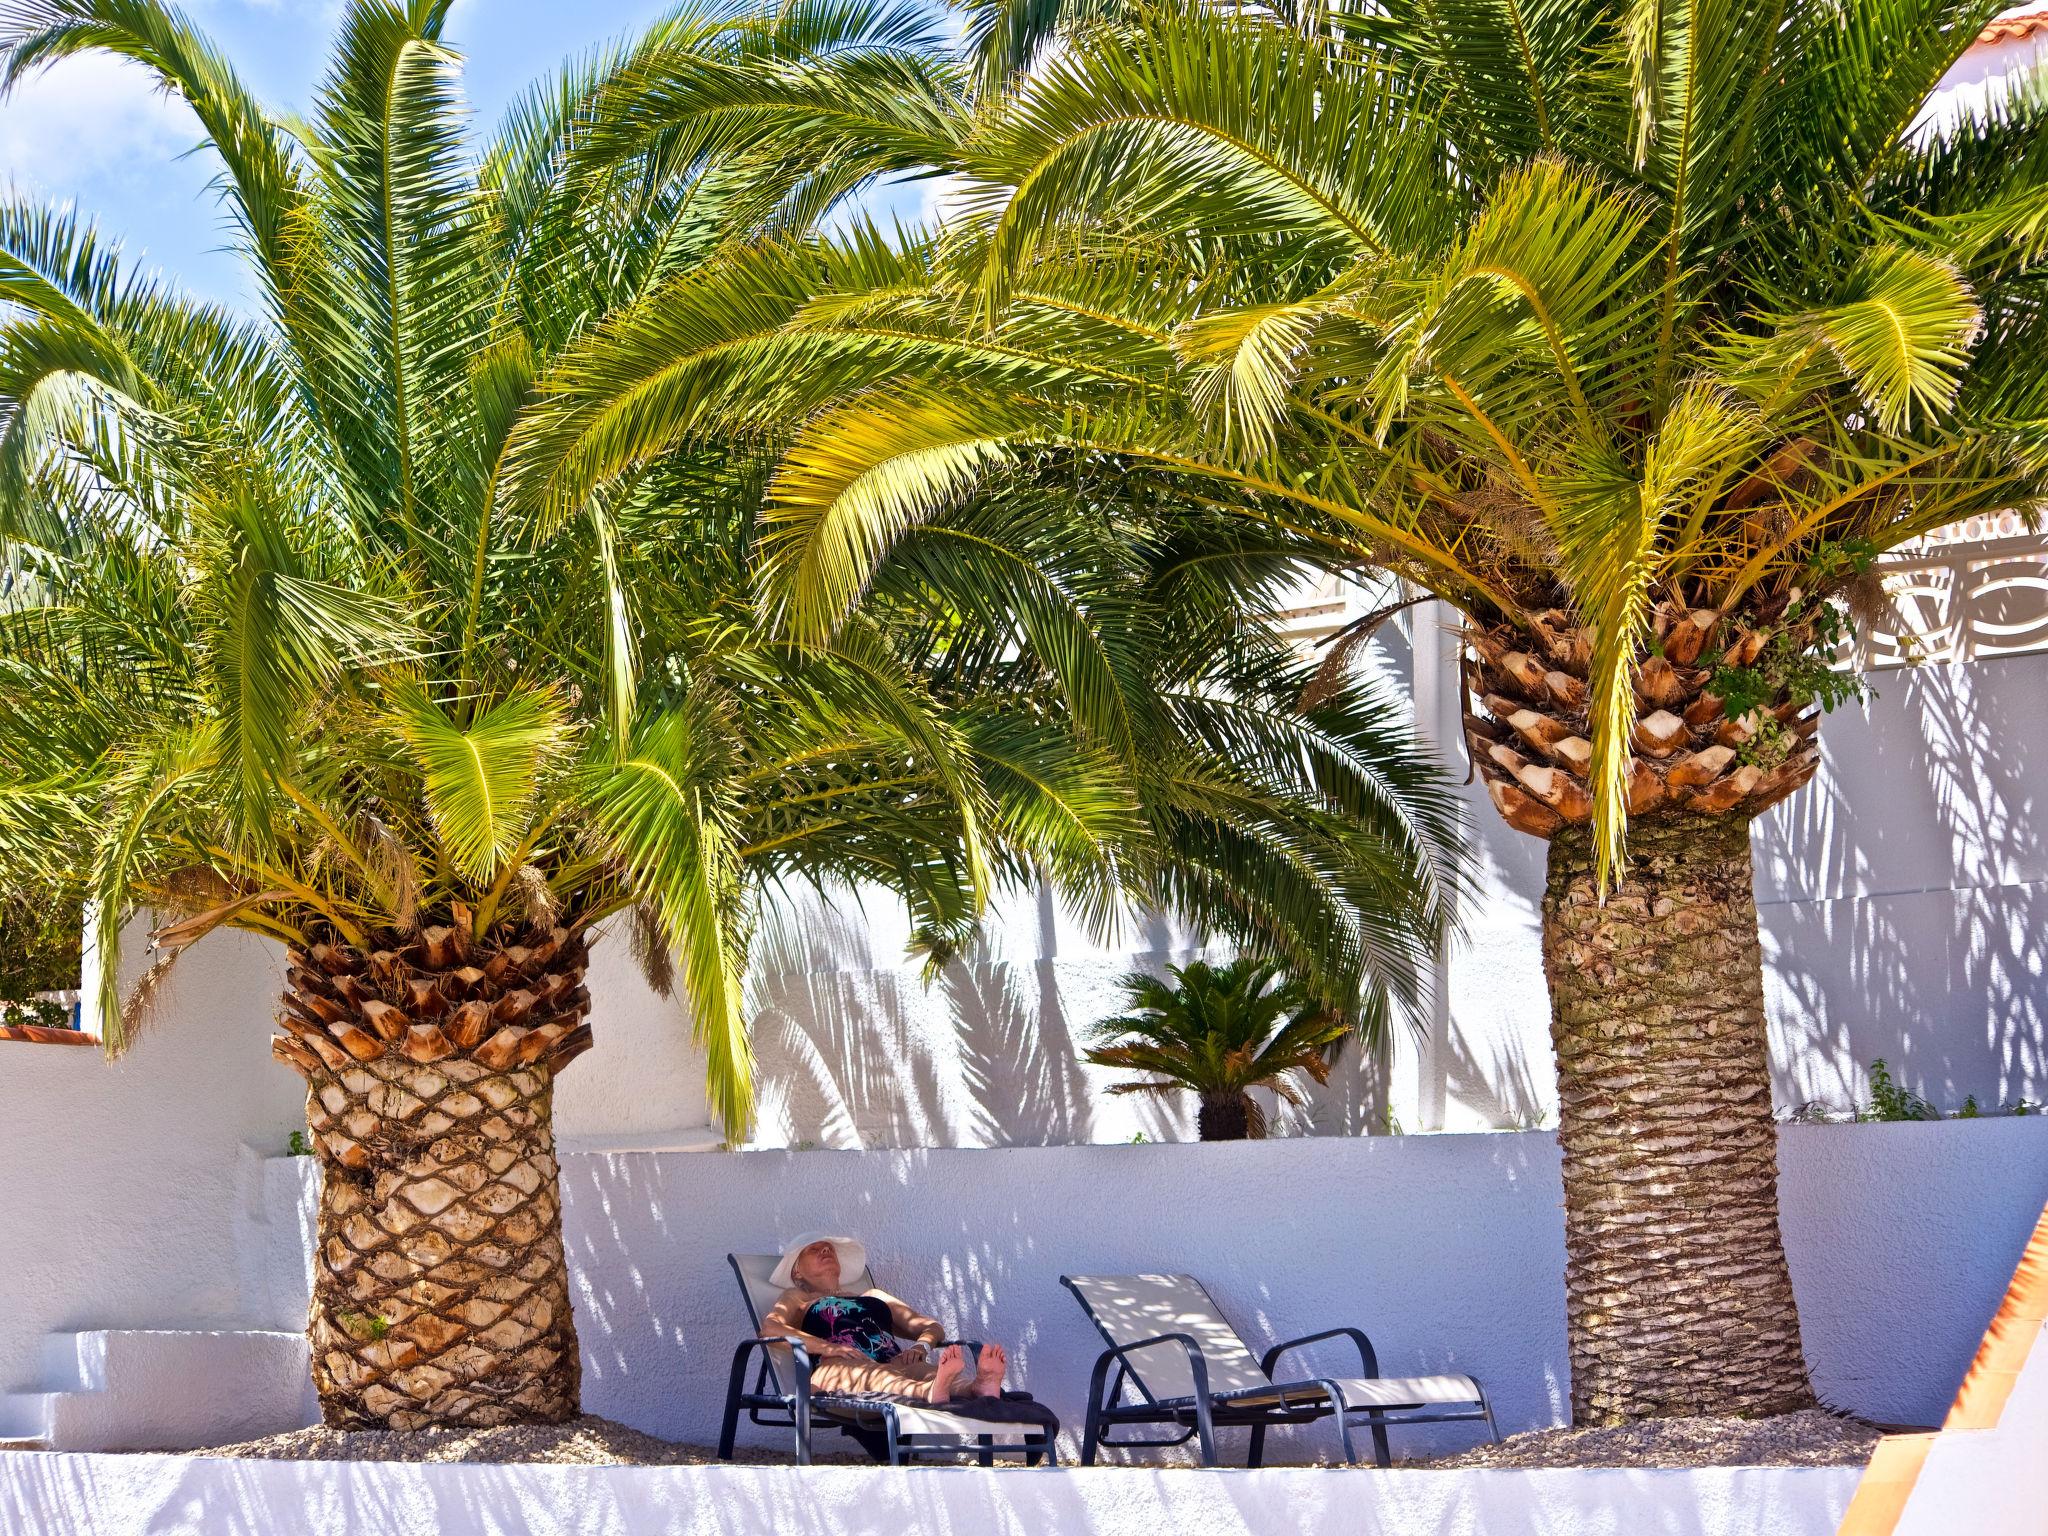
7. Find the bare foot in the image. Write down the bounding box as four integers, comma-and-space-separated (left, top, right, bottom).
930, 1344, 968, 1405
971, 1342, 1007, 1398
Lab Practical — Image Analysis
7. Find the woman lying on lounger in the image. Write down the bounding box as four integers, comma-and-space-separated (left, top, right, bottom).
760, 1234, 1009, 1405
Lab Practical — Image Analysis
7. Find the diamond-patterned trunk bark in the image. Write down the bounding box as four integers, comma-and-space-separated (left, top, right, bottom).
1461, 603, 1822, 1423
270, 922, 594, 1430
1542, 820, 1814, 1423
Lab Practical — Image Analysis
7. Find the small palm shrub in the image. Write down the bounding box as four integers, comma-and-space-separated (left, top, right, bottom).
1085, 958, 1349, 1141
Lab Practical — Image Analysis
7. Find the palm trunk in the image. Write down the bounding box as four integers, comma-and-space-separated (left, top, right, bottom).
270, 921, 595, 1430
1543, 818, 1813, 1423
1197, 1095, 1252, 1141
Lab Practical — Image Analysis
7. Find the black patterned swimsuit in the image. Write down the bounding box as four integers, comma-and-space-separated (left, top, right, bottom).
803, 1294, 901, 1362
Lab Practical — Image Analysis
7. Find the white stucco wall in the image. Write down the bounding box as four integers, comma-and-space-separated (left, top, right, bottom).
1917, 8, 2048, 135
8, 637, 2043, 1167
0, 928, 299, 1408
743, 882, 1388, 1151
0, 1456, 1865, 1536
741, 619, 2048, 1148
1390, 614, 2048, 1134
243, 1119, 2048, 1457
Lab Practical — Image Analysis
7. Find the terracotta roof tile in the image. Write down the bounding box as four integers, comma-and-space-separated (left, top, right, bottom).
1979, 6, 2048, 43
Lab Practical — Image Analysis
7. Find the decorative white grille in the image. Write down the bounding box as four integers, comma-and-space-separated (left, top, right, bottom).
1861, 522, 2048, 669
1264, 517, 2048, 670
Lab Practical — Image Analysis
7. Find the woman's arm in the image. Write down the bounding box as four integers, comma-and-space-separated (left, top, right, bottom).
872, 1288, 944, 1347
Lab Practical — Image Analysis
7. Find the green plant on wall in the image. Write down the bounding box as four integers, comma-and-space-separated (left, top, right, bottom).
1863, 1058, 1937, 1121
1860, 1058, 2039, 1120
0, 894, 81, 1008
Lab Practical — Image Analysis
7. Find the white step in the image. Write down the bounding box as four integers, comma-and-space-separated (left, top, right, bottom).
1, 1330, 317, 1452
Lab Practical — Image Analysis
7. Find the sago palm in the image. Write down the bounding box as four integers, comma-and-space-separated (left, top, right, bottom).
500, 0, 2048, 1421
1087, 957, 1349, 1140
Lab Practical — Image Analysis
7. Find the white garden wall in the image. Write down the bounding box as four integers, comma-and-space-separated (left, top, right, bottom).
706, 638, 2048, 1152
7, 644, 2044, 1165
225, 1120, 2048, 1458
721, 629, 2048, 1148
6, 909, 2044, 1453
0, 1455, 1866, 1536
0, 930, 299, 1417
1391, 616, 2048, 1134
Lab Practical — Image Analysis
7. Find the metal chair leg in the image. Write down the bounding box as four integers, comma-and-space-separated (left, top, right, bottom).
1247, 1422, 1268, 1468
717, 1357, 748, 1461
978, 1434, 995, 1468
794, 1391, 813, 1465
1312, 1379, 1356, 1466
1192, 1400, 1219, 1467
1480, 1386, 1502, 1443
1368, 1409, 1391, 1469
1082, 1350, 1117, 1466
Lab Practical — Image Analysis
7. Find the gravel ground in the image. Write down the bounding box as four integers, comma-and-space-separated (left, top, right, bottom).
197, 1408, 1880, 1470
197, 1416, 860, 1466
1425, 1409, 1884, 1470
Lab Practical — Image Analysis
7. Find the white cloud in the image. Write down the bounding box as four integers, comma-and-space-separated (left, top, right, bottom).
0, 54, 198, 193
917, 172, 972, 228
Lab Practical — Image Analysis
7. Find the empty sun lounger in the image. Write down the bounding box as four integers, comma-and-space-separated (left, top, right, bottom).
1061, 1272, 1497, 1467
719, 1252, 1059, 1466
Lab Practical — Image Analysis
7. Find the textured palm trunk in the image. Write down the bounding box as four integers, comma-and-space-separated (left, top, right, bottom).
269, 921, 595, 1430
1197, 1095, 1252, 1141
1464, 602, 1820, 1422
1543, 820, 1813, 1423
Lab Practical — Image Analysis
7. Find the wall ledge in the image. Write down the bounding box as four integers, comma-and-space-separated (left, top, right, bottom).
0, 1026, 96, 1047
0, 1454, 1861, 1536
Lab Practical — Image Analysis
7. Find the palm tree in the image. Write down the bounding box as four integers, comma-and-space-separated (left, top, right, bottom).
1087, 957, 1348, 1140
0, 0, 997, 1431
0, 0, 1095, 1432
497, 0, 2048, 1421
0, 0, 1468, 1430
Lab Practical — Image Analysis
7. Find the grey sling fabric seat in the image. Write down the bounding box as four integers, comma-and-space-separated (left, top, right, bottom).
1061, 1273, 1498, 1467
719, 1252, 1057, 1466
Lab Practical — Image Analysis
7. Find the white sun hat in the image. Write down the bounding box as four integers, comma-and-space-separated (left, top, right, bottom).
769, 1233, 867, 1290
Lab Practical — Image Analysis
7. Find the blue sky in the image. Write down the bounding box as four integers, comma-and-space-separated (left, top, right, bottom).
0, 0, 934, 312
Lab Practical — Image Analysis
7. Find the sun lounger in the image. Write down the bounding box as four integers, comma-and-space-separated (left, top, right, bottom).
719, 1252, 1058, 1466
1061, 1272, 1497, 1466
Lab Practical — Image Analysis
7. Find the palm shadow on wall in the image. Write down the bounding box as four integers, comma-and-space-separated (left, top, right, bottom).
744, 891, 955, 1147
1756, 657, 2048, 1110
747, 888, 1404, 1147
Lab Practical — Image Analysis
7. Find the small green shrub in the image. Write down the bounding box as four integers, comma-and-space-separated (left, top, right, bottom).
1856, 1060, 2036, 1121
289, 1131, 313, 1157
1865, 1058, 1936, 1122
0, 996, 73, 1030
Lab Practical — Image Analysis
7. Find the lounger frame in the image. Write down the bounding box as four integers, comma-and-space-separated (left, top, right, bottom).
1061, 1274, 1498, 1468
718, 1253, 1058, 1467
